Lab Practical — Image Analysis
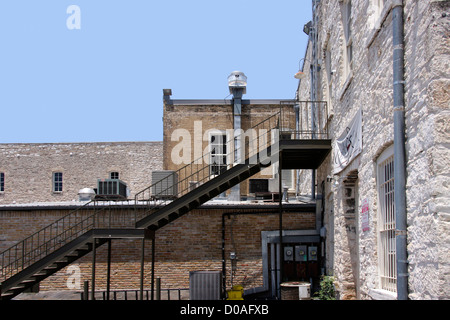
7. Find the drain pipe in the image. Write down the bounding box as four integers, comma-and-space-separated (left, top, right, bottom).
392, 1, 408, 300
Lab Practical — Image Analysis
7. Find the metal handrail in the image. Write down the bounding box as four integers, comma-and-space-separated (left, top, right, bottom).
133, 110, 283, 224
0, 100, 329, 285
134, 100, 329, 221
0, 199, 134, 282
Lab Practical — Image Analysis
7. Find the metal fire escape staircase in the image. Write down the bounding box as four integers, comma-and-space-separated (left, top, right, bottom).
0, 102, 330, 300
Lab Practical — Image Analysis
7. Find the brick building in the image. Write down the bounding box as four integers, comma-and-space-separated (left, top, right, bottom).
2, 0, 447, 301
1, 81, 328, 299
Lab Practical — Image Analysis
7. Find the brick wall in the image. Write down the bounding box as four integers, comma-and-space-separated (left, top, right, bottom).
0, 206, 316, 292
163, 99, 282, 197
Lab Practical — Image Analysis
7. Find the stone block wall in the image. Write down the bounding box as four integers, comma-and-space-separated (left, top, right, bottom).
296, 0, 449, 299
0, 141, 163, 204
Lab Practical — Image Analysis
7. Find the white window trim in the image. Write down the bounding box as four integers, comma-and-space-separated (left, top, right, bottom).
208, 130, 229, 177
342, 0, 353, 82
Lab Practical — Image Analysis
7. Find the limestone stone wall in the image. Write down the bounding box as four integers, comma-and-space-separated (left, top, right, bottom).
296, 0, 449, 299
0, 141, 163, 204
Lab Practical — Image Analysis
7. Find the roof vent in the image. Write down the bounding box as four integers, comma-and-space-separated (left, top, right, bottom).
228, 71, 247, 94
78, 188, 96, 201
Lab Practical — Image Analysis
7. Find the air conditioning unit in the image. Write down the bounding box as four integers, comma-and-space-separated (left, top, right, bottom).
189, 271, 222, 300
151, 171, 178, 199
249, 179, 269, 194
97, 179, 128, 200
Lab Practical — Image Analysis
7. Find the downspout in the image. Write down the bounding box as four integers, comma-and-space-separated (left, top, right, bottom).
392, 0, 408, 300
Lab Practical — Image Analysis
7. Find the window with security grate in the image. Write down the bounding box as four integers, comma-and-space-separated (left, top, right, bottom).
376, 145, 396, 292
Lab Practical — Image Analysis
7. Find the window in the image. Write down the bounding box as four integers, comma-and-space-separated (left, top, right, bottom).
0, 172, 4, 192
342, 0, 353, 80
376, 145, 396, 292
53, 172, 63, 192
110, 172, 119, 180
325, 45, 333, 115
209, 133, 227, 176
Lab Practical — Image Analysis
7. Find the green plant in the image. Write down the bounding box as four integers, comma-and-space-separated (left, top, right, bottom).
315, 275, 336, 300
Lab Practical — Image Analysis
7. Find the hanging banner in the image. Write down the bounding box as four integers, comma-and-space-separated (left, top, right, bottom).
333, 108, 362, 174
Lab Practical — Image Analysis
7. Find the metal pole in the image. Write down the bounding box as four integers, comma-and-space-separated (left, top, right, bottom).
83, 280, 89, 300
278, 151, 283, 298
151, 237, 155, 300
156, 277, 161, 300
91, 239, 96, 300
106, 239, 111, 300
140, 238, 145, 300
392, 0, 408, 300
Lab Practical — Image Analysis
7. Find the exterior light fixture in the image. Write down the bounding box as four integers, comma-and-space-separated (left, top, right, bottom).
303, 21, 312, 35
327, 175, 341, 188
294, 71, 307, 80
294, 57, 321, 79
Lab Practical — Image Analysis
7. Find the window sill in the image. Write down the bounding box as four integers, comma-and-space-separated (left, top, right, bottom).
366, 0, 400, 48
369, 288, 397, 300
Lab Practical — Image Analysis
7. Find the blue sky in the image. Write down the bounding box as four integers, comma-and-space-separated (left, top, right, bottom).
0, 1, 312, 143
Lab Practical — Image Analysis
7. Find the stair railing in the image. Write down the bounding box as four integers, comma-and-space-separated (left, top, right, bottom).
0, 199, 134, 282
134, 111, 282, 223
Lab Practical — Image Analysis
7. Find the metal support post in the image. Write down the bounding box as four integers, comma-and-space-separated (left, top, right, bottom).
106, 239, 111, 300
91, 239, 96, 300
151, 238, 155, 300
278, 151, 283, 298
140, 238, 145, 300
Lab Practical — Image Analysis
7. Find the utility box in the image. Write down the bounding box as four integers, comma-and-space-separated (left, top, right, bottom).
284, 246, 294, 261
189, 271, 222, 300
308, 246, 318, 261
97, 179, 127, 200
295, 245, 308, 262
151, 171, 178, 199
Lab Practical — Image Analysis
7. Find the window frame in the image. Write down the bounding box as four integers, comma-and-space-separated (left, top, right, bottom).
0, 172, 4, 192
376, 145, 396, 293
342, 0, 353, 80
110, 171, 120, 180
52, 171, 63, 193
209, 131, 228, 177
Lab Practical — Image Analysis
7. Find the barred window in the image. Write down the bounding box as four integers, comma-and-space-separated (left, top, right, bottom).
53, 172, 63, 192
376, 145, 396, 292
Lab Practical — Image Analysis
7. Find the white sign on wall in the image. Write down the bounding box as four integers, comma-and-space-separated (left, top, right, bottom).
333, 108, 362, 174
361, 197, 370, 232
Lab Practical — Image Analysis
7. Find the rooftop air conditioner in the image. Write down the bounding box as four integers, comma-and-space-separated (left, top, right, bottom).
151, 171, 178, 199
97, 179, 128, 200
